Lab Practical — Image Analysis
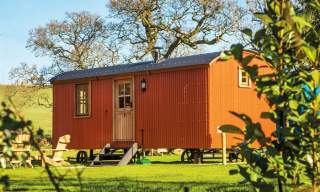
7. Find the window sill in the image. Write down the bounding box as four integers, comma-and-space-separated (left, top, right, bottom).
73, 115, 91, 119
238, 85, 252, 88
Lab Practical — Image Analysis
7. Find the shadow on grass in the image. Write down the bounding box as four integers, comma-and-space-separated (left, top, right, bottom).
149, 159, 227, 165
6, 177, 260, 192
65, 159, 225, 166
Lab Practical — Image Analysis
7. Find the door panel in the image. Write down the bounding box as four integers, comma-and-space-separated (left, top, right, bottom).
113, 79, 134, 141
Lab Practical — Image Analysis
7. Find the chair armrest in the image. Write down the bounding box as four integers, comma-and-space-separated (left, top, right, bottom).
11, 141, 23, 144
52, 149, 68, 152
41, 149, 68, 152
12, 149, 31, 152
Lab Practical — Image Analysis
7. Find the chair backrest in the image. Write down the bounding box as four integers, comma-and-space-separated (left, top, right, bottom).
52, 135, 70, 161
15, 134, 30, 142
13, 133, 31, 151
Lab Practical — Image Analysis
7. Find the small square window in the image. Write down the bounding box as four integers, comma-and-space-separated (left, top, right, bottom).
75, 83, 90, 116
238, 68, 251, 88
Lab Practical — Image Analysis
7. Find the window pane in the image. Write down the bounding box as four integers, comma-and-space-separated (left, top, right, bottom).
125, 83, 131, 95
119, 84, 125, 95
80, 90, 86, 100
82, 90, 87, 99
83, 103, 87, 114
125, 96, 131, 108
81, 103, 84, 114
119, 97, 124, 108
239, 68, 251, 87
79, 90, 82, 99
76, 83, 89, 116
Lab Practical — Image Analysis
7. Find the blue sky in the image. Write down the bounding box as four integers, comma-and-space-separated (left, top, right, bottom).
0, 0, 106, 84
0, 0, 246, 84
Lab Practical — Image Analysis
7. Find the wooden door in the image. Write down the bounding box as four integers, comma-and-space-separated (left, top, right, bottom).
113, 79, 134, 141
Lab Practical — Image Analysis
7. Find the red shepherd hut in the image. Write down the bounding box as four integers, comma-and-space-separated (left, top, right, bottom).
50, 51, 274, 164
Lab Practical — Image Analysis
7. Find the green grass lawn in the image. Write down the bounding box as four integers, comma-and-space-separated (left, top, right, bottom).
1, 154, 251, 192
0, 85, 52, 135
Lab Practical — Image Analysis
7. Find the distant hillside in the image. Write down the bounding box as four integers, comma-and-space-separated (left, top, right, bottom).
0, 85, 52, 135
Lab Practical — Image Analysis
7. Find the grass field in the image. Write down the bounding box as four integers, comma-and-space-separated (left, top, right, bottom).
0, 85, 52, 135
1, 155, 253, 192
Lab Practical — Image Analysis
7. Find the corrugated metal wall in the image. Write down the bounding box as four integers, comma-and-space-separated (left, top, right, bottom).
52, 55, 274, 150
134, 67, 211, 148
53, 79, 113, 149
208, 55, 274, 148
53, 67, 210, 149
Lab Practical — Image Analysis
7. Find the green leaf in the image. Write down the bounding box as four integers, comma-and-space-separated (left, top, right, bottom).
241, 28, 253, 38
289, 100, 299, 110
254, 13, 273, 24
219, 51, 231, 61
302, 45, 317, 62
245, 65, 258, 80
311, 70, 320, 85
252, 123, 267, 145
219, 124, 244, 135
250, 172, 259, 182
253, 29, 266, 43
238, 166, 252, 182
260, 112, 277, 122
286, 141, 299, 151
242, 55, 255, 66
310, 2, 320, 11
229, 111, 253, 125
292, 16, 312, 28
231, 44, 244, 61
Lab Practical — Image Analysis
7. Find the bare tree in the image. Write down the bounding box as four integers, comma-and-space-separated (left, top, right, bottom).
107, 0, 246, 61
27, 11, 119, 73
9, 63, 45, 86
8, 63, 52, 109
9, 12, 119, 108
246, 0, 265, 13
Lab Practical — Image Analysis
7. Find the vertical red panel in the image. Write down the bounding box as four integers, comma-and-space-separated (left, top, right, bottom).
52, 78, 113, 149
208, 56, 274, 148
135, 67, 210, 148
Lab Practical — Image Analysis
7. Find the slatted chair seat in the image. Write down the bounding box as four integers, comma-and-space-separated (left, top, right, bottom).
40, 134, 71, 167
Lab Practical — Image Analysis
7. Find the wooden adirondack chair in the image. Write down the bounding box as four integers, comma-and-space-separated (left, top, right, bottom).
41, 134, 70, 167
10, 133, 33, 168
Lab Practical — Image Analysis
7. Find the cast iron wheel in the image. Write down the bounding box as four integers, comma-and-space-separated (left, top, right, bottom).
228, 152, 239, 162
181, 149, 193, 163
76, 151, 88, 164
192, 149, 202, 164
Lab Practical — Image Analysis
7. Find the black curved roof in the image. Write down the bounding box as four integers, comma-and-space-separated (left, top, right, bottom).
50, 51, 221, 82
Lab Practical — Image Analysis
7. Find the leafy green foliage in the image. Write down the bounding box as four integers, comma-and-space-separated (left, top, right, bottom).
221, 0, 320, 191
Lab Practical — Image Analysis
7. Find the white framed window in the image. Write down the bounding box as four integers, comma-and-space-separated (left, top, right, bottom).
118, 82, 132, 109
238, 67, 251, 88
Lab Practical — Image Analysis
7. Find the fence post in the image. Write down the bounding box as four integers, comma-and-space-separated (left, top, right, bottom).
222, 132, 227, 165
